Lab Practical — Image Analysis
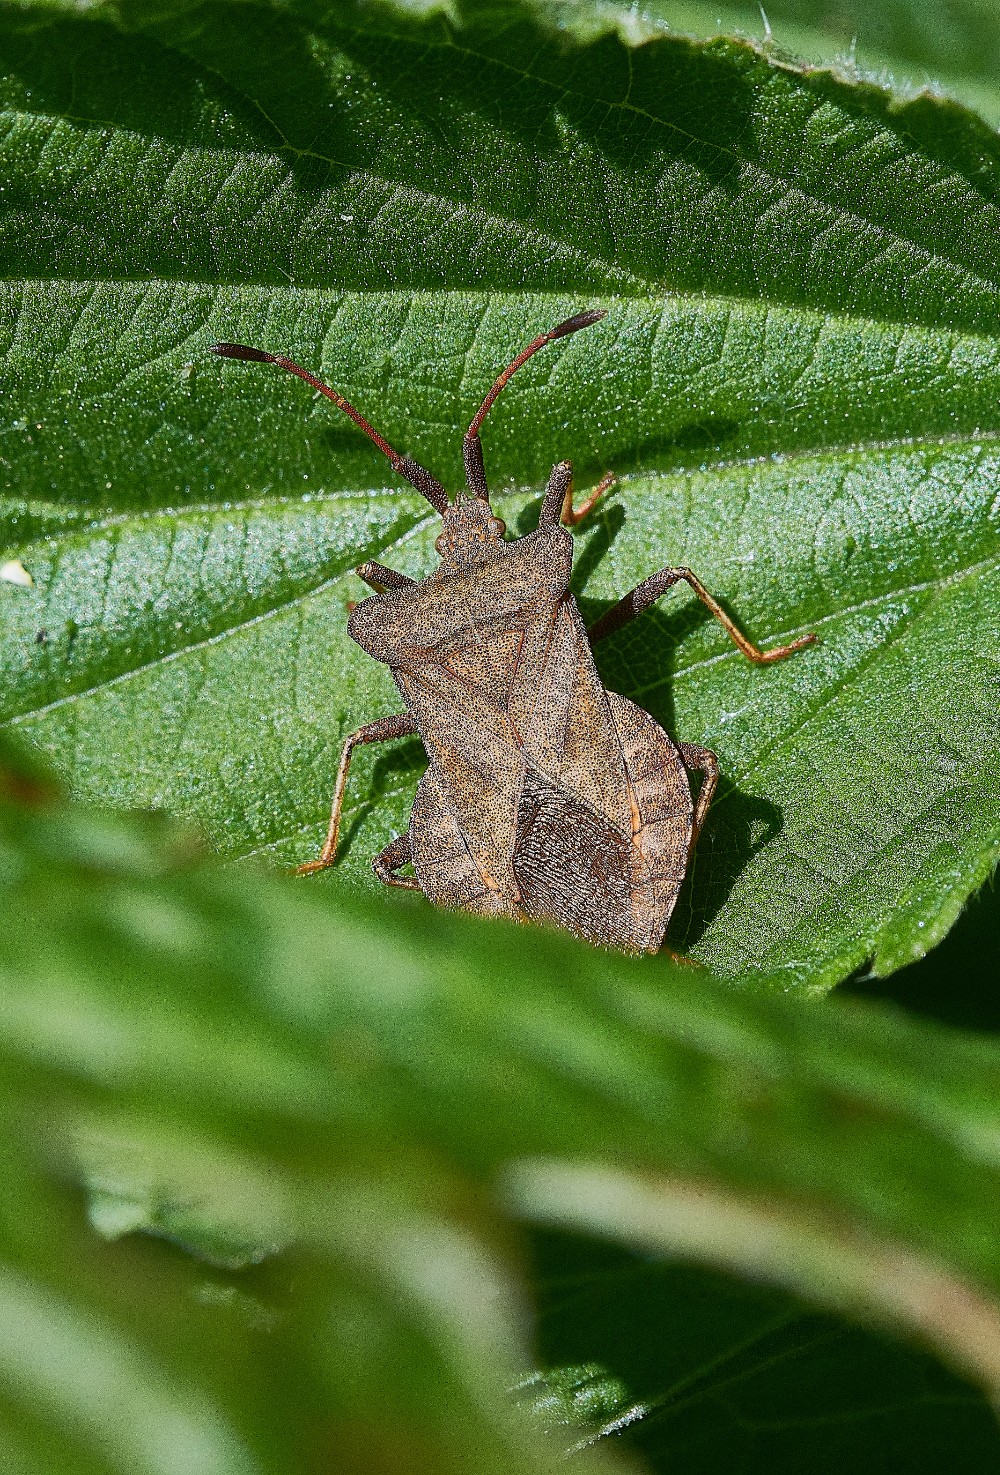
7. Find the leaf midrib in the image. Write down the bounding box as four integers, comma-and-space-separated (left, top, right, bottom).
208, 546, 1000, 862
6, 466, 997, 735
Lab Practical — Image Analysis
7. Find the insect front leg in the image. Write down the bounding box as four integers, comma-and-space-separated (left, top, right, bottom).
587, 566, 817, 662
538, 461, 616, 528
372, 832, 421, 891
296, 712, 419, 875
346, 562, 416, 613
355, 561, 416, 593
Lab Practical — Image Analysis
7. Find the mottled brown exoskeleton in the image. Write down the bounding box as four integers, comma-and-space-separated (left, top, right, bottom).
212, 314, 815, 954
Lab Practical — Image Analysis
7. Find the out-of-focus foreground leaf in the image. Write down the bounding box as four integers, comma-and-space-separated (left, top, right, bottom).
2, 0, 1000, 989
0, 737, 618, 1475
4, 734, 1000, 1468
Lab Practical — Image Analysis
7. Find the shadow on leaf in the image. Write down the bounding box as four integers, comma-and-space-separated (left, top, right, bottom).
669, 775, 784, 950
570, 504, 627, 597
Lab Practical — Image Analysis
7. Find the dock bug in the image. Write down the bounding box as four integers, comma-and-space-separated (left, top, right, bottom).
212, 313, 815, 953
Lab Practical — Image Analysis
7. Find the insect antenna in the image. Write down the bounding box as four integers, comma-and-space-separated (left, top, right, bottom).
210, 343, 450, 514
462, 310, 606, 501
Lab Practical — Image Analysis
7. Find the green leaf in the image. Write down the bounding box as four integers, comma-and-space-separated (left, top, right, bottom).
4, 773, 1000, 1467
2, 0, 1000, 992
555, 0, 1000, 129
525, 1235, 1000, 1469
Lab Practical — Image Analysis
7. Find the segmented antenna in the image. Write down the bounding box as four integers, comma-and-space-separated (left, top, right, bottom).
211, 343, 450, 515
462, 310, 606, 500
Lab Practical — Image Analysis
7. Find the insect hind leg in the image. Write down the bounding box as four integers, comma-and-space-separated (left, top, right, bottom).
373, 833, 422, 891
677, 742, 719, 839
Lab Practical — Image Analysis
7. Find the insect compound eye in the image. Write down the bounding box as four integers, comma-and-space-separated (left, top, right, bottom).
488, 518, 506, 537
435, 533, 448, 555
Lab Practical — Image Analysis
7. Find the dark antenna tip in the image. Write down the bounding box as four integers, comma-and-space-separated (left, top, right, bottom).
548, 309, 607, 340
210, 343, 276, 363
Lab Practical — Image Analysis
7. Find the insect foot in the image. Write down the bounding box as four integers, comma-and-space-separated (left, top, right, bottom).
211, 315, 815, 954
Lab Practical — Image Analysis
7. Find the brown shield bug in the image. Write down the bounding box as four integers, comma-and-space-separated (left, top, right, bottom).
211, 313, 815, 954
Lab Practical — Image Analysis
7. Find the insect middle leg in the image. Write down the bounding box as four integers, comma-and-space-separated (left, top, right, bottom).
586, 566, 817, 662
296, 712, 419, 875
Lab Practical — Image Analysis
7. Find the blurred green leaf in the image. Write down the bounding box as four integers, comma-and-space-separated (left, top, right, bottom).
2, 0, 1000, 986
4, 754, 1000, 1467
